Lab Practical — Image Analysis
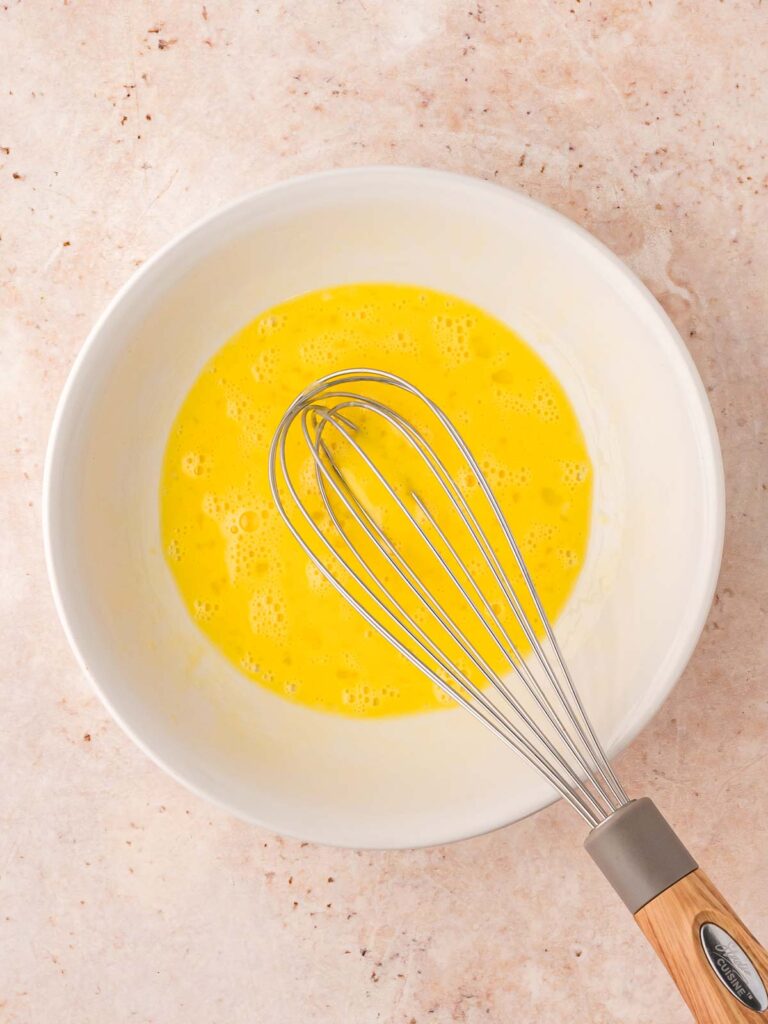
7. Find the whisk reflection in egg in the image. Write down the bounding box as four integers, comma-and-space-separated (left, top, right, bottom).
270, 369, 768, 1024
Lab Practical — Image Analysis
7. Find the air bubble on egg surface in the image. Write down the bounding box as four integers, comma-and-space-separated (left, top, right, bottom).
224, 391, 267, 447
202, 493, 221, 518
193, 598, 219, 622
339, 681, 387, 713
297, 454, 321, 493
475, 455, 510, 492
509, 466, 532, 488
559, 460, 589, 489
492, 385, 529, 416
531, 384, 562, 423
298, 336, 326, 365
431, 313, 474, 367
242, 540, 272, 583
239, 510, 258, 532
248, 586, 288, 640
433, 684, 454, 706
452, 405, 471, 428
257, 313, 287, 336
250, 346, 279, 385
558, 548, 580, 569
241, 652, 260, 674
166, 538, 182, 562
523, 522, 555, 554
305, 561, 326, 591
181, 451, 211, 478
510, 392, 530, 414
340, 650, 362, 674
347, 303, 379, 323
226, 397, 242, 420
379, 329, 417, 356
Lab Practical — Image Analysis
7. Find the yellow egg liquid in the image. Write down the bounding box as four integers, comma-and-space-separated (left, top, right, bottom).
160, 284, 592, 717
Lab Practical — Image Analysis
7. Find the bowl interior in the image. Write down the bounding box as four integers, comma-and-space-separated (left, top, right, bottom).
45, 168, 723, 847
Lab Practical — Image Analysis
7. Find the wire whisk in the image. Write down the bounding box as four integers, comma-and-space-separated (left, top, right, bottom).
269, 369, 628, 827
269, 369, 768, 1021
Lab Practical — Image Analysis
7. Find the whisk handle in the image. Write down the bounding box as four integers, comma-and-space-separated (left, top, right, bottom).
636, 869, 768, 1023
586, 799, 768, 1022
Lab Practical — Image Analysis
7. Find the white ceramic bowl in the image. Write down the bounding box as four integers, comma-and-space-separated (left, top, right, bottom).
44, 167, 724, 848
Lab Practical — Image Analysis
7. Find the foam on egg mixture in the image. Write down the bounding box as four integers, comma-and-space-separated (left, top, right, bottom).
160, 284, 592, 716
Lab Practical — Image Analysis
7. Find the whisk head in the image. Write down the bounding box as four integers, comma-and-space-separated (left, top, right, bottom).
269, 369, 628, 826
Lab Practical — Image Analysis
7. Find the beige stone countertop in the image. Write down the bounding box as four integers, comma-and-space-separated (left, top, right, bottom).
2, 2, 767, 1022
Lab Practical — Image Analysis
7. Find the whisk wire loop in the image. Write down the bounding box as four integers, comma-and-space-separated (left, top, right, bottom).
306, 409, 608, 821
269, 369, 629, 826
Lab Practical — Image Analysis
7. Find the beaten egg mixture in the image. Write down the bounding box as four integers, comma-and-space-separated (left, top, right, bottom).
160, 284, 592, 716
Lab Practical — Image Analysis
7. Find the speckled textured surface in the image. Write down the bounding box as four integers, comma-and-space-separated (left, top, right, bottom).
2, 2, 767, 1022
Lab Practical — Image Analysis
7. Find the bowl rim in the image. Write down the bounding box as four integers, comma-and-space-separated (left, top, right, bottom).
42, 165, 725, 849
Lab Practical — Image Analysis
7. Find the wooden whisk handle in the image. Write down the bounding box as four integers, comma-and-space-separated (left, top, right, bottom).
636, 869, 768, 1022
586, 799, 768, 1022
